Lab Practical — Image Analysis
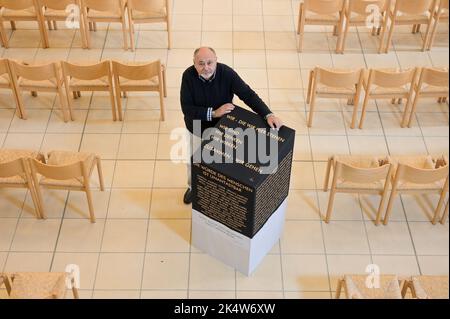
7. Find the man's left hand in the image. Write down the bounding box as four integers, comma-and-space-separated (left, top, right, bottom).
267, 115, 283, 130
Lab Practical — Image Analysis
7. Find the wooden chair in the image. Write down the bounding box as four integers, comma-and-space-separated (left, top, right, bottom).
384, 155, 449, 225
440, 199, 448, 224
336, 274, 404, 299
61, 60, 117, 121
37, 0, 87, 48
112, 60, 166, 121
0, 0, 49, 48
338, 0, 390, 53
0, 58, 23, 118
297, 0, 346, 52
0, 149, 45, 219
426, 0, 449, 50
0, 272, 79, 299
306, 67, 364, 128
406, 67, 449, 128
383, 0, 436, 53
323, 155, 393, 225
359, 68, 420, 129
127, 0, 171, 51
8, 60, 72, 122
80, 0, 128, 50
30, 150, 104, 222
402, 275, 449, 299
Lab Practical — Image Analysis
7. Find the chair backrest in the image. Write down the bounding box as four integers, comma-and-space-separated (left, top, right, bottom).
304, 0, 345, 14
31, 158, 84, 181
61, 60, 111, 80
127, 0, 167, 14
6, 272, 68, 299
419, 67, 449, 88
370, 68, 418, 88
39, 0, 78, 10
315, 67, 363, 88
0, 158, 27, 179
0, 0, 36, 10
82, 0, 123, 12
112, 60, 162, 81
439, 0, 449, 10
395, 161, 449, 185
411, 275, 449, 299
9, 61, 59, 82
336, 160, 391, 184
348, 0, 390, 15
395, 0, 435, 15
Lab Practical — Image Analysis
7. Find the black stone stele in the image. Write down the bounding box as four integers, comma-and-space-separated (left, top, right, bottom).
192, 106, 295, 238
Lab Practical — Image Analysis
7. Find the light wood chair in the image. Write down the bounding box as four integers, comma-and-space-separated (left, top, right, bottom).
30, 150, 105, 222
336, 274, 404, 299
323, 155, 393, 225
8, 60, 72, 122
359, 68, 420, 129
384, 155, 449, 225
402, 275, 449, 299
440, 199, 448, 224
37, 0, 87, 48
0, 0, 49, 48
383, 0, 437, 53
306, 67, 364, 128
297, 0, 346, 52
61, 60, 117, 121
338, 0, 390, 54
0, 272, 79, 299
406, 67, 449, 128
0, 58, 23, 118
0, 149, 45, 219
80, 0, 128, 50
112, 60, 166, 121
426, 0, 449, 50
127, 0, 171, 51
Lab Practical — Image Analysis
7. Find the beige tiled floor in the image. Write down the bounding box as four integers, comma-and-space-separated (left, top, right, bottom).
0, 0, 449, 299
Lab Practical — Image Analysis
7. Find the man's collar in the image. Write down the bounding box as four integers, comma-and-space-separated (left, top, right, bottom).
198, 70, 216, 83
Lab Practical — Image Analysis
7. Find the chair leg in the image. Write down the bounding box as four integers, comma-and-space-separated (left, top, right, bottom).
323, 157, 333, 191
432, 190, 448, 224
339, 19, 350, 54
159, 88, 165, 121
307, 82, 317, 127
53, 21, 57, 30
335, 278, 344, 299
383, 190, 397, 225
28, 185, 43, 219
47, 20, 53, 30
162, 67, 167, 97
121, 18, 128, 50
427, 16, 440, 50
109, 88, 118, 121
114, 84, 123, 122
440, 201, 449, 225
306, 70, 314, 104
0, 21, 10, 48
401, 280, 410, 298
325, 189, 337, 223
384, 20, 396, 53
96, 157, 105, 191
358, 93, 371, 129
57, 86, 71, 122
84, 188, 96, 223
407, 94, 420, 128
401, 96, 412, 127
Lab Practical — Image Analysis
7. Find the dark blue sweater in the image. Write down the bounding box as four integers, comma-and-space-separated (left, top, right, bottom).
180, 63, 272, 134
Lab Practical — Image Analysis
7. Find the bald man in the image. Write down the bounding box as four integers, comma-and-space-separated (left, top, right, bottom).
180, 47, 283, 204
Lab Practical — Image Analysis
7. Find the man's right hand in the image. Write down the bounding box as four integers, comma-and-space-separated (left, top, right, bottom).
213, 103, 235, 118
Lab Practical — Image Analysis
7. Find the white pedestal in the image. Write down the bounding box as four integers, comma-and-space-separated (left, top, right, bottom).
191, 199, 287, 276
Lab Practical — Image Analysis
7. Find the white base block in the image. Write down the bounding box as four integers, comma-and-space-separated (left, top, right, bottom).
192, 199, 287, 276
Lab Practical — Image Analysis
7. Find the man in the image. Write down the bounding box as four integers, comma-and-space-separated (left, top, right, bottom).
180, 47, 283, 204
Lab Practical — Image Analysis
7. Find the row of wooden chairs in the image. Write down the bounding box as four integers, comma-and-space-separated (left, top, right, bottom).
307, 66, 449, 128
0, 272, 79, 299
0, 0, 171, 51
298, 0, 449, 53
0, 58, 167, 122
336, 274, 449, 299
324, 154, 449, 225
0, 148, 104, 223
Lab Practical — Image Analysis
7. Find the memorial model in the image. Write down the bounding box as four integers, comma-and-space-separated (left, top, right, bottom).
191, 106, 295, 275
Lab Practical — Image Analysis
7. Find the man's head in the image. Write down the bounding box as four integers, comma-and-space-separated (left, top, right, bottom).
193, 47, 217, 80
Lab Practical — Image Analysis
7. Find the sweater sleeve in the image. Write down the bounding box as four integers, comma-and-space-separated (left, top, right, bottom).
229, 68, 272, 118
180, 71, 209, 121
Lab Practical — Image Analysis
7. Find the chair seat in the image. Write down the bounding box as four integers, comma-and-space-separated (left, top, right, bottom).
392, 12, 430, 24
418, 84, 449, 95
43, 8, 69, 19
18, 78, 58, 89
7, 272, 67, 299
119, 76, 160, 88
131, 8, 167, 20
334, 155, 385, 169
0, 149, 43, 163
316, 84, 355, 95
70, 77, 109, 87
305, 12, 341, 23
411, 276, 449, 299
0, 7, 37, 19
337, 180, 386, 190
369, 85, 410, 96
87, 9, 122, 20
343, 275, 402, 299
